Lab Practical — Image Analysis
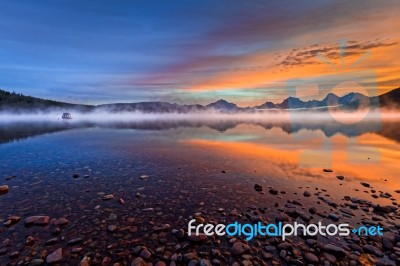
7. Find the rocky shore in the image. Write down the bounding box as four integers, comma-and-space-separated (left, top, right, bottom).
1, 170, 399, 266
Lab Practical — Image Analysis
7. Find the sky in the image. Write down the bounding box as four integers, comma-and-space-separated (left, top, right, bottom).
0, 0, 399, 106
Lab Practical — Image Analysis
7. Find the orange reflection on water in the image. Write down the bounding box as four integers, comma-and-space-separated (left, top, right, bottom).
184, 129, 400, 194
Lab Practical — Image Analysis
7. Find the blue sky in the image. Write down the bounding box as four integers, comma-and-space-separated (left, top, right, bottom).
0, 0, 398, 106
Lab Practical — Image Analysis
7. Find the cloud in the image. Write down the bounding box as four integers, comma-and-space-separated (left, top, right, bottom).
277, 39, 398, 69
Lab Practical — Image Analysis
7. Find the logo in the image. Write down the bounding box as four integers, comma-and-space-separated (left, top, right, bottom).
188, 219, 383, 241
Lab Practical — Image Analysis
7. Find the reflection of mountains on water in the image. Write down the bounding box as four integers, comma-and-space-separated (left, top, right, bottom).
0, 119, 399, 145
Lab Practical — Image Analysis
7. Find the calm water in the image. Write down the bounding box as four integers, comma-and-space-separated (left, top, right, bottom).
0, 118, 399, 264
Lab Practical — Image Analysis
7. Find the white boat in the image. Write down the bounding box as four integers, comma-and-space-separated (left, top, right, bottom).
62, 113, 72, 119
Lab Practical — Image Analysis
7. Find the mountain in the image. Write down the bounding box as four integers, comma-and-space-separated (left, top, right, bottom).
206, 99, 238, 112
0, 87, 399, 113
378, 87, 400, 108
254, 88, 398, 110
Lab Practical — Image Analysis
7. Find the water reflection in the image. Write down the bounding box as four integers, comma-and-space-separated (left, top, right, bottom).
0, 118, 399, 144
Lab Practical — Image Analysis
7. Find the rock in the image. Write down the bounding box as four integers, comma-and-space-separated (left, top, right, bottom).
46, 248, 64, 264
323, 244, 347, 258
262, 252, 273, 260
328, 213, 339, 221
231, 242, 250, 255
53, 217, 69, 226
45, 238, 58, 246
200, 259, 212, 266
277, 242, 292, 251
303, 191, 311, 197
360, 182, 370, 187
304, 253, 319, 264
67, 238, 82, 245
183, 252, 197, 261
155, 261, 167, 266
29, 259, 44, 265
363, 245, 383, 257
102, 194, 114, 200
336, 176, 345, 180
71, 247, 84, 253
275, 213, 290, 223
140, 175, 149, 179
323, 169, 333, 172
131, 257, 146, 266
80, 256, 91, 266
254, 184, 263, 192
373, 205, 395, 214
26, 236, 35, 246
9, 251, 20, 259
3, 216, 21, 227
188, 233, 207, 242
339, 208, 355, 216
108, 225, 117, 232
0, 185, 9, 195
309, 207, 317, 214
140, 249, 152, 259
269, 188, 278, 195
24, 216, 50, 226
72, 173, 79, 178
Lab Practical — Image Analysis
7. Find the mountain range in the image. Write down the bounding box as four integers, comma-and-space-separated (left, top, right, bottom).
0, 87, 399, 113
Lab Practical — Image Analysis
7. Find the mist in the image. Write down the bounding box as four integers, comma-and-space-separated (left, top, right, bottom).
1, 108, 400, 125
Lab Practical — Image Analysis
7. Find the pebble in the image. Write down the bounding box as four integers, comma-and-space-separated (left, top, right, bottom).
304, 252, 319, 264
0, 185, 9, 195
131, 257, 146, 266
140, 248, 152, 259
323, 244, 347, 258
102, 194, 114, 200
24, 216, 50, 226
303, 190, 311, 197
363, 245, 383, 257
46, 248, 64, 264
231, 242, 250, 255
360, 182, 370, 187
254, 184, 263, 192
269, 188, 278, 195
3, 215, 21, 227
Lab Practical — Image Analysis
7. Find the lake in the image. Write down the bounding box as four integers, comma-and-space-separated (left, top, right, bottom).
0, 116, 399, 265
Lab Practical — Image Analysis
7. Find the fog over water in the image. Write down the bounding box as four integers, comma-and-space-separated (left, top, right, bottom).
1, 109, 400, 124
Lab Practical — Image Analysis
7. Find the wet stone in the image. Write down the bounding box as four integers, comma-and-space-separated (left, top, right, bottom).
304, 252, 319, 264
29, 259, 44, 265
46, 248, 64, 264
269, 188, 278, 195
3, 216, 21, 227
360, 182, 370, 187
323, 244, 347, 258
67, 238, 82, 246
24, 216, 50, 226
53, 217, 69, 226
140, 248, 152, 259
254, 184, 263, 192
231, 242, 250, 255
363, 245, 383, 257
0, 185, 9, 195
102, 194, 114, 200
